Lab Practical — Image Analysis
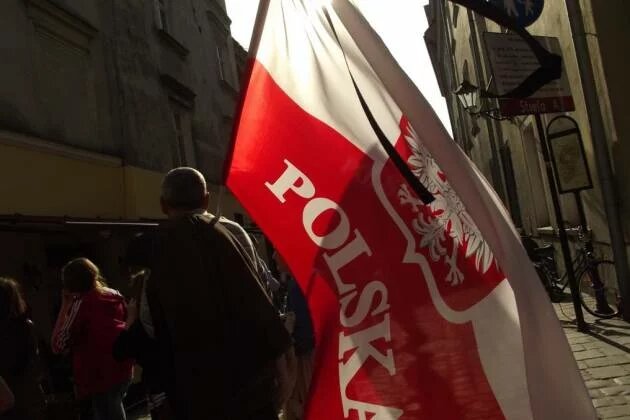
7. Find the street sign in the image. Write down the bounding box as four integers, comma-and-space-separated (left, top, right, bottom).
483, 32, 575, 117
489, 0, 544, 27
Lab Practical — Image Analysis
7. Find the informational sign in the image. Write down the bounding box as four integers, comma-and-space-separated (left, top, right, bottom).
483, 32, 575, 116
489, 0, 544, 27
547, 116, 593, 193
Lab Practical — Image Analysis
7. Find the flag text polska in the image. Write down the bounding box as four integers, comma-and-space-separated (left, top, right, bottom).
266, 159, 404, 420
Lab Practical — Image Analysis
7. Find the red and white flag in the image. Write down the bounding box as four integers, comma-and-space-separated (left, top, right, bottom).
226, 1, 594, 419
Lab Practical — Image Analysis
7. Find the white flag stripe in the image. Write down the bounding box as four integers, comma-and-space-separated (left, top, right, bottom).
256, 0, 402, 161
332, 1, 594, 419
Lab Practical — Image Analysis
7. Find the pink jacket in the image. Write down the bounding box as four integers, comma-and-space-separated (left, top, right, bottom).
52, 288, 132, 398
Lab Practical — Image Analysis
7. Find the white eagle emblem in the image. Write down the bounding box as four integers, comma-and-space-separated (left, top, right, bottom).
397, 123, 496, 286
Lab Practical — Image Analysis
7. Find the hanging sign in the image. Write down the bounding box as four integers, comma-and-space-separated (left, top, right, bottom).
484, 32, 575, 116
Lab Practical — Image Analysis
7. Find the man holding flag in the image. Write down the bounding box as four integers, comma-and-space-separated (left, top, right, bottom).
226, 0, 595, 419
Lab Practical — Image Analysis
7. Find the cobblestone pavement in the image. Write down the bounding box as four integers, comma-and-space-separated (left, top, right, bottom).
129, 301, 630, 420
555, 300, 630, 419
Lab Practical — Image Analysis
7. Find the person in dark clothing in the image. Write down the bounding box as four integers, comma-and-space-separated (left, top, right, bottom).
0, 376, 14, 415
113, 233, 171, 419
273, 253, 315, 420
0, 277, 46, 420
147, 167, 292, 420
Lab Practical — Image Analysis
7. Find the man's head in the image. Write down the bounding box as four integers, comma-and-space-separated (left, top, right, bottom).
160, 167, 210, 217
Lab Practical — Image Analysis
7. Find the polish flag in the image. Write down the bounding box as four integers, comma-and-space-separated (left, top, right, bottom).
226, 1, 595, 419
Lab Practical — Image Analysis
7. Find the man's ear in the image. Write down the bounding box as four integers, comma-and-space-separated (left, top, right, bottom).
201, 192, 210, 210
160, 197, 169, 216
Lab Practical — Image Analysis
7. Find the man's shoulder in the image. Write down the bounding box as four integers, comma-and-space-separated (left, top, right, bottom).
160, 214, 219, 235
217, 216, 243, 230
158, 214, 237, 253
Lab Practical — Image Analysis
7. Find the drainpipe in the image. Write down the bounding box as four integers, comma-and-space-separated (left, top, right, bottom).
564, 0, 630, 321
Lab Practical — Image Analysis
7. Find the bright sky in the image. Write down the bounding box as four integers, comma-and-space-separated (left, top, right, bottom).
224, 0, 452, 133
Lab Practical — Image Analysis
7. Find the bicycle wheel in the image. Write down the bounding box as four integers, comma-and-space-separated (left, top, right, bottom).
579, 260, 620, 319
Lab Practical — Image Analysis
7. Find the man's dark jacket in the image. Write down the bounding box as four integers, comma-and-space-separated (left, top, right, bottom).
146, 214, 290, 419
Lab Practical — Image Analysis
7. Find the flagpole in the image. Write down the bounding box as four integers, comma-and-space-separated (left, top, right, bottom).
247, 0, 271, 61
222, 0, 271, 185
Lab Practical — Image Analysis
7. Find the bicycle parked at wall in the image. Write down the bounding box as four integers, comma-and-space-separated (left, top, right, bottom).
522, 228, 620, 319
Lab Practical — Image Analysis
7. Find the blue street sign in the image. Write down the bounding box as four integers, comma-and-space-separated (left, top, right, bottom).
489, 0, 544, 27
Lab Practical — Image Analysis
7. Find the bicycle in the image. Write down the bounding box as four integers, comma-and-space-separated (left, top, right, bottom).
523, 229, 620, 319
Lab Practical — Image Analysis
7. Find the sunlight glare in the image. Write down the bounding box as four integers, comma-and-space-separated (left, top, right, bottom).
313, 0, 333, 8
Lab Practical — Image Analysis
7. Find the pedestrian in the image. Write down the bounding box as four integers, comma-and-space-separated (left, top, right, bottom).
0, 277, 46, 420
147, 167, 292, 419
113, 233, 172, 419
0, 376, 14, 415
272, 253, 315, 420
218, 217, 280, 299
204, 197, 280, 299
51, 258, 132, 420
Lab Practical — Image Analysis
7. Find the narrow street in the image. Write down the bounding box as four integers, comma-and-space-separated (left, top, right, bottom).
555, 303, 630, 419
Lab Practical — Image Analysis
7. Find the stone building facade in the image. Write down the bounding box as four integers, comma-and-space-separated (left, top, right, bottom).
0, 0, 244, 214
0, 0, 248, 348
424, 1, 630, 279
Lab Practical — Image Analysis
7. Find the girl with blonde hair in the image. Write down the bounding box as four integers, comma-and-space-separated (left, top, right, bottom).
52, 258, 132, 420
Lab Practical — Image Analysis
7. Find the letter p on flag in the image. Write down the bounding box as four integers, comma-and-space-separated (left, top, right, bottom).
226, 1, 595, 419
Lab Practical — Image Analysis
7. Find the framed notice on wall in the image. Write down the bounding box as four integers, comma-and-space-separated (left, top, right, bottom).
547, 116, 593, 194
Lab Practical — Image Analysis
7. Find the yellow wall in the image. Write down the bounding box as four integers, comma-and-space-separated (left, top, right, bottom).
123, 166, 164, 219
0, 139, 249, 221
0, 140, 164, 219
0, 142, 126, 218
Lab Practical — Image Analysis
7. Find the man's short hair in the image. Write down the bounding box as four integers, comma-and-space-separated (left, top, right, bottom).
161, 167, 208, 210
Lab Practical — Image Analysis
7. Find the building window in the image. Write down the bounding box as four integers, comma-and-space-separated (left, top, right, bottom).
26, 0, 99, 151
216, 43, 233, 84
173, 111, 186, 165
168, 100, 195, 168
216, 38, 236, 88
155, 0, 169, 32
